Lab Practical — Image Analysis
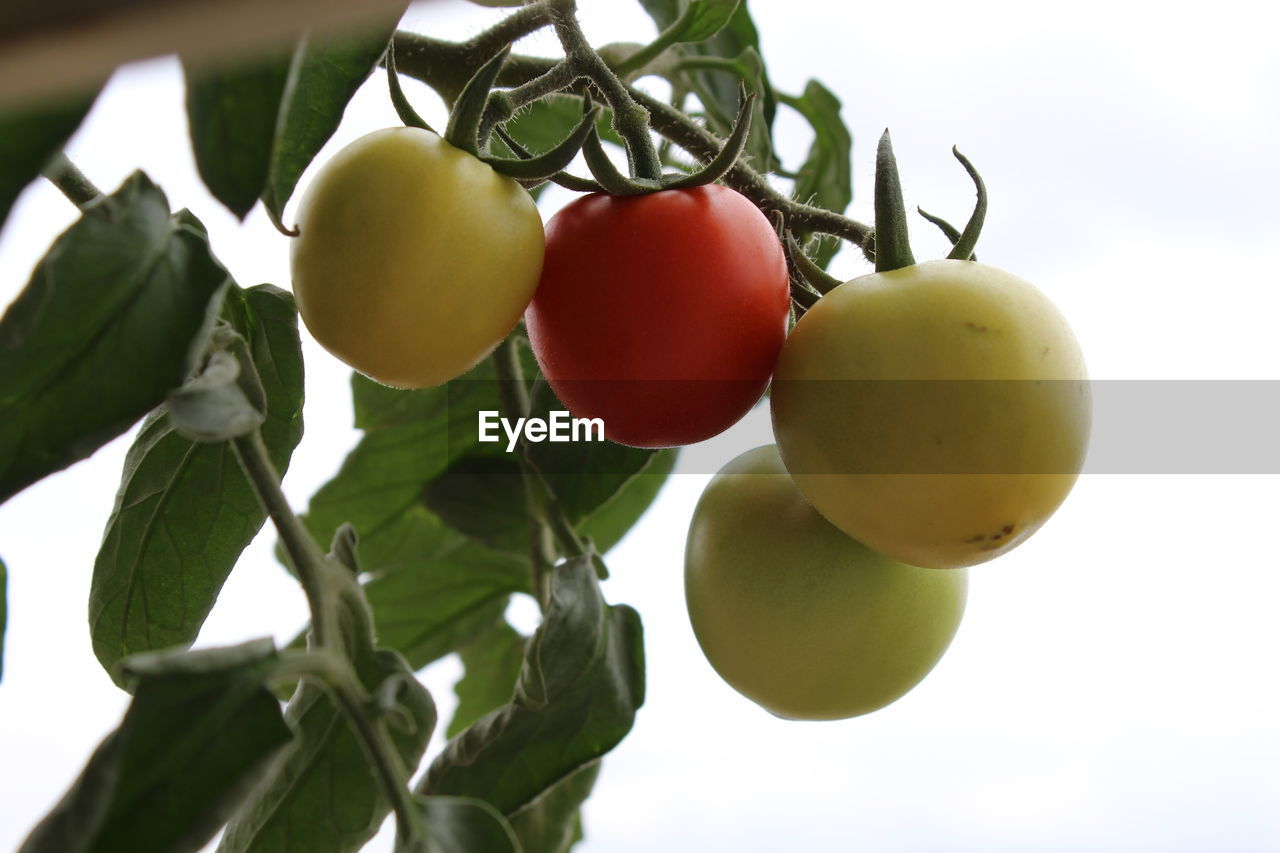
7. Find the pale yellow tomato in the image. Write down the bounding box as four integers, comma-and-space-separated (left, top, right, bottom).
771, 260, 1090, 569
290, 127, 544, 388
685, 446, 968, 721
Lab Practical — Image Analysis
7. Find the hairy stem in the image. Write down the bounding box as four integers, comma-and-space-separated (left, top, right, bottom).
332, 687, 426, 842
231, 431, 338, 648
545, 0, 662, 180
232, 430, 427, 842
41, 152, 101, 208
391, 30, 874, 260
494, 337, 554, 610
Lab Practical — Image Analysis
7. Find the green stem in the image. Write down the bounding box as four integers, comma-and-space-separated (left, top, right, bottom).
231, 431, 338, 649
41, 152, 101, 208
493, 337, 554, 610
391, 31, 875, 260
332, 687, 426, 842
231, 430, 426, 843
546, 0, 662, 181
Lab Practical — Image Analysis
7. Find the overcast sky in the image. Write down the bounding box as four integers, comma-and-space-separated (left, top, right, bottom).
1, 1, 1278, 850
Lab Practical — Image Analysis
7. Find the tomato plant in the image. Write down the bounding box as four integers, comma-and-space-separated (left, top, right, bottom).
772, 258, 1090, 569
0, 0, 1093, 849
291, 127, 545, 389
685, 445, 968, 720
525, 184, 790, 448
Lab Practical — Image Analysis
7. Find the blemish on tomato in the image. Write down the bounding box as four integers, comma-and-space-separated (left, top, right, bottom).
964, 321, 988, 332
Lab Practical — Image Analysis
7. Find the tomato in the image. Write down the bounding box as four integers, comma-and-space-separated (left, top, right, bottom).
290, 127, 544, 389
524, 185, 790, 448
771, 259, 1090, 569
685, 445, 968, 720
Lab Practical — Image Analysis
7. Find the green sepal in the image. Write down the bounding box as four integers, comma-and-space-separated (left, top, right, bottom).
386, 39, 434, 133
784, 229, 842, 295
945, 146, 987, 261
444, 44, 511, 155
660, 88, 753, 189
917, 206, 976, 261
582, 120, 661, 196
485, 105, 602, 182
872, 128, 915, 273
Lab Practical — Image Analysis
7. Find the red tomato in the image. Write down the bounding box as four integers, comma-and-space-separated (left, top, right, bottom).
525, 185, 790, 448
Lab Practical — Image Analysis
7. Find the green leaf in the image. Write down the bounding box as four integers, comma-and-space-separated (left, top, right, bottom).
89, 285, 304, 682
498, 94, 622, 156
0, 556, 7, 683
261, 19, 401, 231
420, 556, 644, 816
20, 640, 292, 853
665, 0, 740, 44
183, 52, 291, 219
219, 647, 436, 852
422, 380, 672, 557
781, 80, 852, 268
448, 619, 526, 739
508, 762, 600, 853
401, 797, 520, 853
0, 171, 229, 506
578, 447, 677, 554
361, 525, 529, 671
0, 86, 99, 232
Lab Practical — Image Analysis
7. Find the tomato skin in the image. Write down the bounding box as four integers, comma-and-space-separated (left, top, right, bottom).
290, 127, 544, 389
525, 185, 790, 448
771, 259, 1090, 569
685, 446, 968, 721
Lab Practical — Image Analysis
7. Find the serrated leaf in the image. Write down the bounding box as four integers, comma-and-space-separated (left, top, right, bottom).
219, 646, 436, 853
261, 19, 401, 230
183, 51, 291, 219
89, 284, 304, 682
0, 171, 229, 506
784, 79, 852, 268
508, 762, 600, 853
448, 619, 526, 739
0, 86, 99, 232
0, 556, 7, 683
20, 639, 291, 853
400, 796, 520, 853
420, 557, 644, 816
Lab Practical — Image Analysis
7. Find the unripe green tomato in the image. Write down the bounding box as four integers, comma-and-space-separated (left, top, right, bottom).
771, 259, 1090, 569
290, 127, 544, 388
684, 445, 968, 721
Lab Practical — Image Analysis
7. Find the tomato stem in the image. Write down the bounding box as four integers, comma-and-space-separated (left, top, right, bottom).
493, 337, 555, 611
40, 152, 101, 209
391, 30, 876, 260
546, 0, 663, 181
231, 429, 428, 844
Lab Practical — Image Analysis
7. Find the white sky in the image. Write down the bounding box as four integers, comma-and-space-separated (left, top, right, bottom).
1, 0, 1279, 850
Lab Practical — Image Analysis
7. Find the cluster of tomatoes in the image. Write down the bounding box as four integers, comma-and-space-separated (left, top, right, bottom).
290, 126, 1090, 722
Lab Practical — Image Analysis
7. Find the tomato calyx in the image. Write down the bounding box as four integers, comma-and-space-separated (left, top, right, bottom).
444, 43, 513, 155
580, 87, 756, 197
868, 129, 990, 274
